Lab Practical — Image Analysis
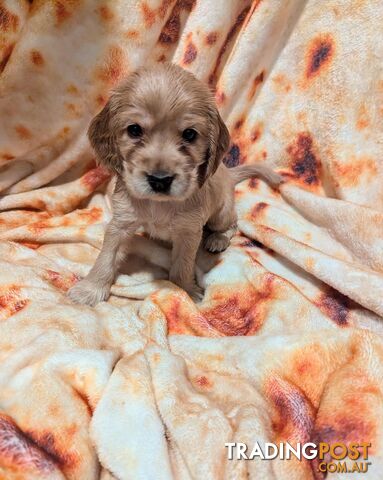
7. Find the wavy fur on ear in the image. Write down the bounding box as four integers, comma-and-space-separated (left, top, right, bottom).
199, 107, 230, 187
87, 101, 124, 175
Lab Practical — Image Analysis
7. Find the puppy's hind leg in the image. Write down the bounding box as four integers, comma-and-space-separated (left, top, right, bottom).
204, 202, 237, 253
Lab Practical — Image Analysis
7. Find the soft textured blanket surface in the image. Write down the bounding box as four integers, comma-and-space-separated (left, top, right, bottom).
0, 1, 382, 479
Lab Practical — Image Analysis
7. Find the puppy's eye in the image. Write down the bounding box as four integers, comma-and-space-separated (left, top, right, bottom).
127, 123, 143, 138
182, 128, 198, 143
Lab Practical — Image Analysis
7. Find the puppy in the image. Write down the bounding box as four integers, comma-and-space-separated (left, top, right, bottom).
68, 63, 282, 305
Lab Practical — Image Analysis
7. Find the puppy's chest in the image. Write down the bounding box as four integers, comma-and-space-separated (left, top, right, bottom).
139, 204, 176, 242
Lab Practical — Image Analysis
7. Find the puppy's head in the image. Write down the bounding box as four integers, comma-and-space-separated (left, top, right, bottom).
88, 63, 229, 201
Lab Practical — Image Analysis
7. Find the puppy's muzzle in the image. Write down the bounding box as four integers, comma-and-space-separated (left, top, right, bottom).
147, 172, 174, 193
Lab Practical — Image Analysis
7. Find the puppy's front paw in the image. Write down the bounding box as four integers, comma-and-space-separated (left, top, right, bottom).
204, 232, 230, 253
67, 279, 111, 306
186, 284, 204, 303
169, 270, 204, 303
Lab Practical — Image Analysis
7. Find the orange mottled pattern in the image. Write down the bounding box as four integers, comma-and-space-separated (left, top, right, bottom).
80, 165, 111, 190
43, 269, 79, 291
0, 413, 57, 474
0, 284, 29, 321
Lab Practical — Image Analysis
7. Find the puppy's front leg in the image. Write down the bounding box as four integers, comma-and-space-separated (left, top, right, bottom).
68, 219, 136, 306
170, 228, 203, 302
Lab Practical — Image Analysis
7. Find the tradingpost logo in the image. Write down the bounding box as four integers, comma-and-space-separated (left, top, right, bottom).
225, 442, 372, 474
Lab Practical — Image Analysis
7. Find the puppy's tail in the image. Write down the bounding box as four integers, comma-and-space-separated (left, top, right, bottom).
230, 164, 283, 188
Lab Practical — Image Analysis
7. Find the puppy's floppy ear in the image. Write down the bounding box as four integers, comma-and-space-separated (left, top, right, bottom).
198, 107, 230, 187
87, 99, 123, 175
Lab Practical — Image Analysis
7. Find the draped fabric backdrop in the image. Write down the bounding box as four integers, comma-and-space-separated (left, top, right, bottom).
0, 1, 382, 479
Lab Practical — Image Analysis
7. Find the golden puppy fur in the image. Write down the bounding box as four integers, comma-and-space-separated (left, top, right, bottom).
68, 63, 282, 305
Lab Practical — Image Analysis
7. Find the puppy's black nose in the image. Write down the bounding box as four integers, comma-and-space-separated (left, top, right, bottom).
147, 172, 174, 193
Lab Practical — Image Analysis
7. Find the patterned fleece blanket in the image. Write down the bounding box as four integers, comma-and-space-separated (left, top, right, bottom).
0, 1, 382, 479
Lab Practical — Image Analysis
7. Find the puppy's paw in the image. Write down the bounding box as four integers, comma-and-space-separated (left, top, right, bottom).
67, 279, 111, 306
204, 232, 230, 253
187, 284, 204, 303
